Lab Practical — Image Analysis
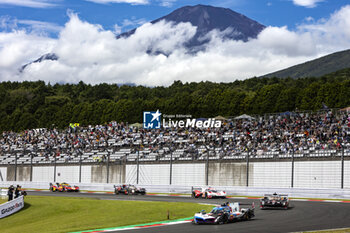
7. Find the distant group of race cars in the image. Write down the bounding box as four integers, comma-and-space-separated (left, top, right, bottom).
48, 183, 146, 195
192, 191, 290, 224
48, 183, 290, 225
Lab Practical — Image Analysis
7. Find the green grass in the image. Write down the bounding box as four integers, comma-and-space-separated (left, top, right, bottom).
0, 196, 212, 233
305, 229, 350, 233
0, 198, 7, 204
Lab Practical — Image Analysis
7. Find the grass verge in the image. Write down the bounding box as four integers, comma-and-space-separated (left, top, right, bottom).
305, 229, 350, 233
0, 196, 212, 233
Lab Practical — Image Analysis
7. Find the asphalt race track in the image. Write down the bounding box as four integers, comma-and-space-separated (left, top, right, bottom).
29, 191, 350, 233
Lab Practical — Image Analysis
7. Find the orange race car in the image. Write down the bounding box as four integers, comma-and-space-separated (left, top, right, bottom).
49, 182, 80, 192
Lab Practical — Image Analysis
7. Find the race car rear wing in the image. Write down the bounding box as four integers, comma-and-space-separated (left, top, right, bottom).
263, 194, 289, 197
229, 202, 240, 212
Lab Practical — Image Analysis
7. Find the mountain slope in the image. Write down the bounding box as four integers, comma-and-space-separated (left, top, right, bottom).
21, 5, 265, 71
119, 4, 265, 50
19, 53, 58, 72
263, 49, 350, 78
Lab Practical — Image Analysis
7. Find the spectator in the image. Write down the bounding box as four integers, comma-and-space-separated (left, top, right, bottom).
7, 185, 14, 201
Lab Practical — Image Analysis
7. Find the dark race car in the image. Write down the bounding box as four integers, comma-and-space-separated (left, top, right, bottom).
260, 193, 289, 209
50, 182, 79, 192
114, 184, 146, 195
193, 202, 255, 224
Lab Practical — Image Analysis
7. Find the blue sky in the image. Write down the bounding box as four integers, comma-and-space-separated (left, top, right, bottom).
1, 0, 350, 85
0, 0, 349, 37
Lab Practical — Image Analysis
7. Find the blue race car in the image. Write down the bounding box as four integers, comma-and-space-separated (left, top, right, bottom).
193, 202, 255, 224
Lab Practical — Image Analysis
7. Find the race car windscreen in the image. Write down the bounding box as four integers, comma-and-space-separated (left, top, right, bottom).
210, 208, 224, 214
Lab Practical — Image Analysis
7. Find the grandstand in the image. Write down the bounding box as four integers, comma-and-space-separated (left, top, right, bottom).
1, 109, 349, 165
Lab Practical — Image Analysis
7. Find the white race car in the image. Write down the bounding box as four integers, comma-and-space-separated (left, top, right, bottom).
193, 202, 255, 224
192, 187, 226, 199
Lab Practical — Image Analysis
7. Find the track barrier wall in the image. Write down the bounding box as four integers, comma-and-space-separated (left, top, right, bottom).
1, 181, 350, 199
1, 160, 349, 188
1, 157, 350, 200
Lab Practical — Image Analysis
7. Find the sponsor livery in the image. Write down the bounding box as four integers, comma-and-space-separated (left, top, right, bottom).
192, 187, 226, 199
49, 182, 79, 192
260, 193, 289, 209
114, 184, 146, 195
0, 196, 24, 219
193, 202, 255, 224
1, 202, 23, 215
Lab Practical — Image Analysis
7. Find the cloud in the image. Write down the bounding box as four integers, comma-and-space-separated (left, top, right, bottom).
0, 0, 57, 8
0, 16, 62, 36
18, 20, 63, 34
159, 0, 176, 7
0, 30, 55, 77
85, 0, 149, 5
292, 0, 323, 8
2, 5, 350, 86
113, 17, 148, 33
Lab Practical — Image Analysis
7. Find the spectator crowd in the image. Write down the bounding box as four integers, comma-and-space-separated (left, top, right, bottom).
0, 110, 349, 161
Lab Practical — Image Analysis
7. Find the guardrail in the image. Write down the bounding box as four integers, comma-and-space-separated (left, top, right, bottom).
0, 188, 7, 198
0, 195, 24, 219
1, 181, 350, 199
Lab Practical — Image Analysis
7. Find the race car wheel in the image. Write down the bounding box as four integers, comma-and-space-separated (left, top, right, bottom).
205, 193, 208, 199
217, 214, 228, 224
192, 192, 196, 198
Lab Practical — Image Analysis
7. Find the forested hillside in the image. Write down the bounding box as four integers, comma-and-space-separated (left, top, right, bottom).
263, 49, 350, 79
1, 68, 350, 132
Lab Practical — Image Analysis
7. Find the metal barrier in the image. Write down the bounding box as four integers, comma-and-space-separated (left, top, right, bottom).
0, 188, 7, 200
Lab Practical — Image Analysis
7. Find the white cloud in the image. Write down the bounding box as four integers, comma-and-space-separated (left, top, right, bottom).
159, 0, 176, 7
293, 0, 323, 8
0, 16, 61, 35
0, 0, 57, 8
86, 0, 149, 5
305, 16, 314, 22
2, 5, 350, 86
0, 30, 55, 77
18, 20, 63, 34
113, 17, 148, 34
0, 16, 17, 31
